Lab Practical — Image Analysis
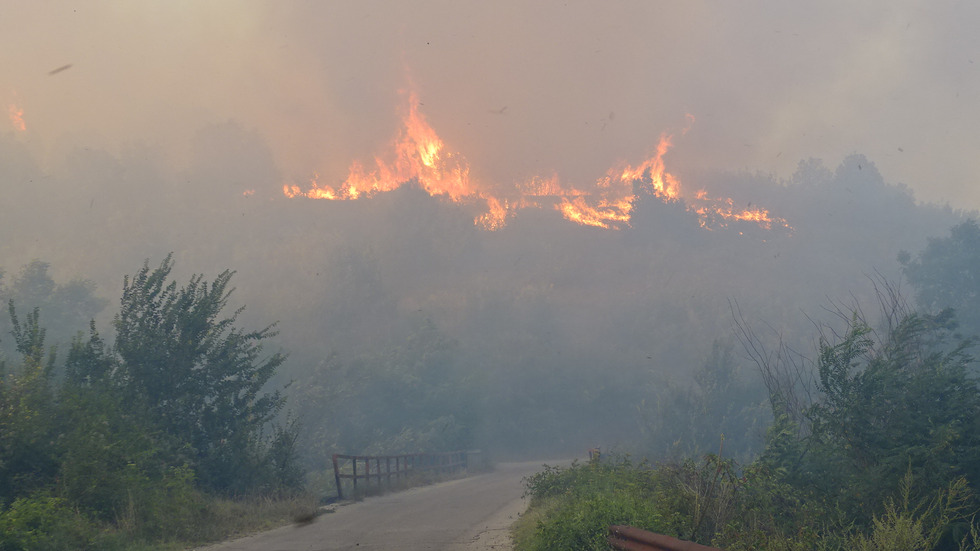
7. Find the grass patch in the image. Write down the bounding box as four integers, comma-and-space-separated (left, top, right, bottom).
514, 458, 980, 551
119, 492, 321, 550
514, 459, 681, 551
0, 491, 321, 551
191, 493, 322, 543
512, 496, 559, 550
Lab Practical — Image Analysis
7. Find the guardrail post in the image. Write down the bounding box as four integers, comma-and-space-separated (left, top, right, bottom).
366, 456, 372, 490
353, 456, 357, 494
332, 454, 343, 500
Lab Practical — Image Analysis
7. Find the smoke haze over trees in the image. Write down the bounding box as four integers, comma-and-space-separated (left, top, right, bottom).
5, 4, 980, 548
0, 115, 972, 463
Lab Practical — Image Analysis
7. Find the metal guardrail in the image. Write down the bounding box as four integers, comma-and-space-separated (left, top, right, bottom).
607, 525, 724, 551
331, 451, 469, 500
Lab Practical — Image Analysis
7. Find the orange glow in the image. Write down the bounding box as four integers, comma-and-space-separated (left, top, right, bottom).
284, 93, 788, 233
8, 104, 25, 131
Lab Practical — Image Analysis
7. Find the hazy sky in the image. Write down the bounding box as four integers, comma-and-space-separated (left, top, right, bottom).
3, 1, 980, 209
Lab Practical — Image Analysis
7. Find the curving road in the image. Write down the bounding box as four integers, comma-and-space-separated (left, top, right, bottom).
197, 461, 555, 551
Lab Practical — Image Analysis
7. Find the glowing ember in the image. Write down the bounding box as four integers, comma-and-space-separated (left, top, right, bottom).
284, 91, 788, 233
8, 104, 25, 131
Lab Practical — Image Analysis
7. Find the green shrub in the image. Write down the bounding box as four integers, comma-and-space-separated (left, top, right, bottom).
530, 492, 664, 551
851, 507, 930, 551
517, 456, 846, 551
518, 459, 682, 551
0, 495, 97, 551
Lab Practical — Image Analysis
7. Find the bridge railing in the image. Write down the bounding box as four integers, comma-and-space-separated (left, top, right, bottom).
331, 451, 470, 500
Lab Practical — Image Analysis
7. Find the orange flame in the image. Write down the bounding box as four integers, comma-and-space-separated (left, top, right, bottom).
284, 92, 788, 232
619, 133, 679, 200
687, 194, 784, 230
287, 92, 505, 226
558, 196, 634, 229
8, 104, 25, 131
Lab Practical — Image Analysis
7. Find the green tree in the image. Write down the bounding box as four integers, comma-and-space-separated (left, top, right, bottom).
63, 321, 116, 387
0, 261, 107, 359
0, 303, 59, 505
900, 220, 980, 338
768, 309, 980, 534
642, 340, 769, 462
112, 254, 289, 492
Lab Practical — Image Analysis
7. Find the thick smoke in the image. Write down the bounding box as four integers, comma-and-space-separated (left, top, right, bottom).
0, 3, 978, 462
3, 2, 980, 207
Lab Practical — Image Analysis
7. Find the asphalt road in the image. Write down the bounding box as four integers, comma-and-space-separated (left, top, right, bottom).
197, 460, 554, 551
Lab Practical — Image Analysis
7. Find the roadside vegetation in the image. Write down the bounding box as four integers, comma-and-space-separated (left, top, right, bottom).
1, 209, 977, 549
0, 256, 310, 550
516, 221, 980, 551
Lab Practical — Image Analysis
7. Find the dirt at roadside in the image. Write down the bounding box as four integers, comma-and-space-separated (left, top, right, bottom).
450, 492, 528, 551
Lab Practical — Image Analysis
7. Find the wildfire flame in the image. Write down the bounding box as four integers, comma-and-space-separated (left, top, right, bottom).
8, 104, 25, 132
284, 92, 787, 232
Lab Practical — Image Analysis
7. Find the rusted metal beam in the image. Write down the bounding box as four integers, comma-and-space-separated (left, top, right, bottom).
608, 525, 724, 551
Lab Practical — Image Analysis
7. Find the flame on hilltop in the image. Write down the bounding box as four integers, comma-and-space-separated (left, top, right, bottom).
284, 92, 511, 228
284, 92, 787, 232
8, 104, 25, 132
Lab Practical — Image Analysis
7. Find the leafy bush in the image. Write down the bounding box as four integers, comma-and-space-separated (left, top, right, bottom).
0, 495, 97, 551
518, 459, 686, 551
518, 296, 980, 551
641, 340, 770, 463
0, 257, 304, 549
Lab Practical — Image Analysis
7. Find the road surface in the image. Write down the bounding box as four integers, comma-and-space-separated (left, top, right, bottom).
198, 460, 555, 551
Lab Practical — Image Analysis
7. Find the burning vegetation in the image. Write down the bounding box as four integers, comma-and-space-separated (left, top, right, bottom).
283, 91, 787, 232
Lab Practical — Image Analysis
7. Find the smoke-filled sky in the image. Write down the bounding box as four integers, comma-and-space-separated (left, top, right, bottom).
3, 1, 980, 209
4, 1, 979, 462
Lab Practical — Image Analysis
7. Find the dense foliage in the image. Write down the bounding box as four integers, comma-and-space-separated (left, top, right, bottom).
0, 260, 107, 361
517, 455, 979, 551
783, 311, 980, 527
901, 220, 980, 338
518, 284, 980, 550
641, 340, 770, 463
0, 257, 301, 550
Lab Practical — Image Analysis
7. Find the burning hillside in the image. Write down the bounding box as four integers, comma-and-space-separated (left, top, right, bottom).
284, 91, 787, 232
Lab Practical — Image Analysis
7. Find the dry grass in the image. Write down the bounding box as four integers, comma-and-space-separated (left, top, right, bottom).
510, 496, 559, 550
204, 494, 322, 539
126, 493, 324, 550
